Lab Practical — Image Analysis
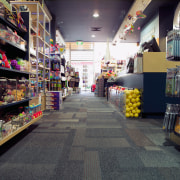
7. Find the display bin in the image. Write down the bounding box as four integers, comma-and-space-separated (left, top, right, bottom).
7, 79, 17, 103
0, 77, 7, 106
18, 79, 29, 99
29, 105, 36, 114
1, 121, 12, 138
11, 117, 21, 130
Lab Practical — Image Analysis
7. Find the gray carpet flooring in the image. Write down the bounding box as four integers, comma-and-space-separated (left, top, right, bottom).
0, 91, 180, 180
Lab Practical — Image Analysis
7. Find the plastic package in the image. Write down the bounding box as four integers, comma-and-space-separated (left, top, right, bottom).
165, 68, 177, 96
18, 79, 29, 99
166, 30, 180, 61
0, 77, 7, 105
174, 66, 180, 97
163, 104, 180, 132
7, 79, 17, 103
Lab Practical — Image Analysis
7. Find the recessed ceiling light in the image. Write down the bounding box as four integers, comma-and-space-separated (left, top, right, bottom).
93, 12, 99, 18
91, 34, 96, 38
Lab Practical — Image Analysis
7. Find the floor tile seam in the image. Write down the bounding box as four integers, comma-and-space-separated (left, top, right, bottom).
31, 131, 70, 134
85, 136, 127, 138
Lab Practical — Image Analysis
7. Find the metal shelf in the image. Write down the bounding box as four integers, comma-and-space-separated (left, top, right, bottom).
0, 99, 30, 109
0, 16, 27, 34
0, 67, 30, 75
45, 29, 50, 36
30, 26, 37, 34
0, 115, 43, 146
0, 36, 27, 52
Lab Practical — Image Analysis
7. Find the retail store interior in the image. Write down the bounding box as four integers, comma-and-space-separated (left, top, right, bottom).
0, 0, 180, 179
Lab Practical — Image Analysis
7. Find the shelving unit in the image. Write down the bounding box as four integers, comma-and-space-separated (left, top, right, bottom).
0, 115, 42, 146
108, 52, 180, 117
0, 13, 30, 144
11, 1, 52, 96
49, 52, 61, 91
0, 1, 52, 145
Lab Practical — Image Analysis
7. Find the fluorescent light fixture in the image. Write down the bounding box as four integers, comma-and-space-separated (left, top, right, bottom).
93, 12, 99, 18
91, 34, 96, 38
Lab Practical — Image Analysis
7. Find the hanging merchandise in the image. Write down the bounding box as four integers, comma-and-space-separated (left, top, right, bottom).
174, 114, 180, 136
128, 14, 132, 20
174, 66, 180, 97
59, 46, 65, 54
166, 30, 180, 61
165, 68, 176, 97
163, 104, 180, 132
136, 10, 146, 19
51, 59, 60, 71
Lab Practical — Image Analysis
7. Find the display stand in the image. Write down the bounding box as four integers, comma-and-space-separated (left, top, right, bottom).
0, 2, 45, 145
0, 115, 42, 146
108, 52, 180, 117
11, 0, 52, 99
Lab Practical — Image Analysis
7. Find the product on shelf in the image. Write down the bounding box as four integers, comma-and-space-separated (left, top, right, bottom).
0, 49, 10, 68
0, 77, 30, 105
166, 29, 180, 61
0, 22, 27, 47
174, 115, 180, 135
30, 79, 37, 97
165, 67, 180, 97
0, 2, 5, 17
166, 68, 176, 96
18, 79, 29, 99
51, 59, 60, 71
0, 77, 7, 105
7, 78, 17, 103
46, 91, 62, 110
163, 104, 180, 132
0, 104, 42, 139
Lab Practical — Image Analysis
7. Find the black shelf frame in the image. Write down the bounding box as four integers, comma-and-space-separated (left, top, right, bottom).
0, 67, 30, 75
0, 99, 30, 109
0, 16, 27, 34
0, 36, 27, 52
108, 73, 180, 118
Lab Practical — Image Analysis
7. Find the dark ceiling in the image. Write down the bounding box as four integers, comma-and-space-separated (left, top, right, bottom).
44, 0, 179, 43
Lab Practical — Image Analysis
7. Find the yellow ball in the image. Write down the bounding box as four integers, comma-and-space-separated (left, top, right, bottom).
126, 99, 130, 104
125, 91, 130, 95
131, 98, 135, 103
134, 113, 139, 117
128, 95, 132, 99
130, 107, 133, 110
137, 109, 141, 114
125, 113, 130, 118
134, 89, 140, 94
136, 97, 140, 102
133, 104, 137, 108
128, 103, 132, 107
132, 110, 136, 114
130, 113, 133, 117
126, 107, 130, 112
136, 102, 141, 107
132, 94, 137, 98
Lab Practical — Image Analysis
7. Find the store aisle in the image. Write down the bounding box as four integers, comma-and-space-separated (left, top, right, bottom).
0, 91, 180, 180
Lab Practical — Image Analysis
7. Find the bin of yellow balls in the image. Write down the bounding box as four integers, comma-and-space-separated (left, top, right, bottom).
124, 88, 141, 118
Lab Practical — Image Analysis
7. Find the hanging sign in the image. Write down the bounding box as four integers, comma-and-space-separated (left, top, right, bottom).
59, 46, 65, 54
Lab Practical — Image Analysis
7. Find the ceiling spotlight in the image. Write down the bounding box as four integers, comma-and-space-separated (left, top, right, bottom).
93, 12, 99, 18
91, 34, 96, 38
